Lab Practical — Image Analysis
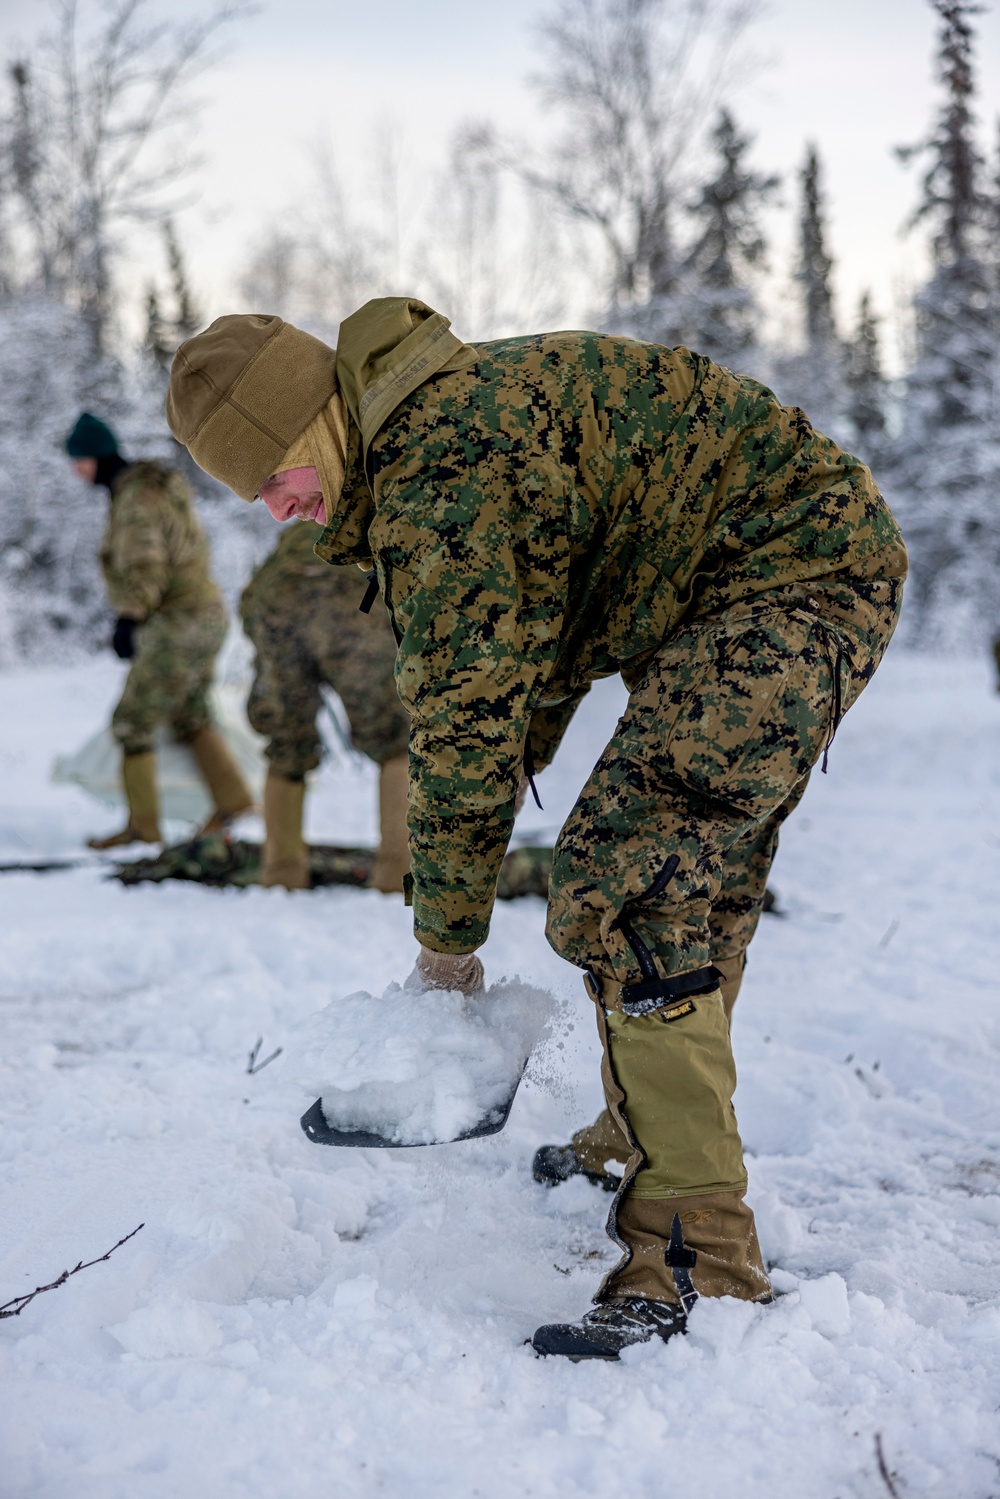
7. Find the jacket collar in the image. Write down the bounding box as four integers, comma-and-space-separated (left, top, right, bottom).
335, 297, 477, 456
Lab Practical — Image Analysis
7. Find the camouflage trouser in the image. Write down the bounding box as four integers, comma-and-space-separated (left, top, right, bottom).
243, 581, 410, 779
112, 600, 227, 756
546, 563, 902, 981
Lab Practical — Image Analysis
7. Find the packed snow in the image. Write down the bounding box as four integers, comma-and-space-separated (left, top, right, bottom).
1, 646, 1000, 1497
296, 979, 557, 1145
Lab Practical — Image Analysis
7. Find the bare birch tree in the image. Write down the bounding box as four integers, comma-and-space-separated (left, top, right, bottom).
520, 0, 763, 321
1, 0, 246, 354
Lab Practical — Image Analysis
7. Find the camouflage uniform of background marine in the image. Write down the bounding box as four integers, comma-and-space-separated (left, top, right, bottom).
167, 300, 906, 1321
99, 460, 252, 846
240, 520, 411, 889
241, 520, 408, 779
104, 462, 227, 755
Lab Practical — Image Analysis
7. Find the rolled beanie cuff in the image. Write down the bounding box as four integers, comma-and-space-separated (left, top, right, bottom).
187, 404, 285, 503
167, 316, 338, 501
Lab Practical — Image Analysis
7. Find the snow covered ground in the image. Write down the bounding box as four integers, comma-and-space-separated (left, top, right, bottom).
1, 647, 1000, 1498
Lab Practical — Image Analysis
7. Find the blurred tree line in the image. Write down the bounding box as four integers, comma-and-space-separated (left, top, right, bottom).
0, 0, 997, 657
0, 0, 268, 661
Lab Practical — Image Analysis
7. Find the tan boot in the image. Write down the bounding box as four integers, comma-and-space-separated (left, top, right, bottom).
260, 773, 309, 890
369, 753, 410, 894
88, 751, 161, 849
188, 725, 254, 832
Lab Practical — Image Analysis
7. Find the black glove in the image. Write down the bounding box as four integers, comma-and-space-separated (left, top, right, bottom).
112, 616, 137, 660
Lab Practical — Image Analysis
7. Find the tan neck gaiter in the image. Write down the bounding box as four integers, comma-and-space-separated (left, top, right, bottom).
276, 388, 349, 524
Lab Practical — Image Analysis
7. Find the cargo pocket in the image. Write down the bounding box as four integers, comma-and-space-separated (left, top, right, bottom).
627, 605, 836, 815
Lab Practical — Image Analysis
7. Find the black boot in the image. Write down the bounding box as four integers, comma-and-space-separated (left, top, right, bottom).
532, 1296, 688, 1360
531, 1143, 621, 1193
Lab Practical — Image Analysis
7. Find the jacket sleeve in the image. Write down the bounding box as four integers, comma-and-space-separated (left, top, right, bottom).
104, 485, 170, 620
526, 686, 591, 773
379, 506, 565, 954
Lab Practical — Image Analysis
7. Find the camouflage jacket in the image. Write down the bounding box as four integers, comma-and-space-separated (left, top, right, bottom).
100, 462, 222, 622
240, 518, 338, 620
315, 299, 906, 953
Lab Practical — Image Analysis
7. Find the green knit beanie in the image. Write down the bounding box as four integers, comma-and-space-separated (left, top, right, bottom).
65, 411, 120, 459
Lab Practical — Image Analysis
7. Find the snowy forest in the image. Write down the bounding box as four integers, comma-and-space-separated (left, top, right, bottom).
4, 4, 1000, 1497
0, 0, 999, 655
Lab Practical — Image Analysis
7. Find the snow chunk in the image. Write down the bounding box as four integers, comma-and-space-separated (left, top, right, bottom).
294, 978, 556, 1146
797, 1273, 851, 1338
109, 1298, 225, 1360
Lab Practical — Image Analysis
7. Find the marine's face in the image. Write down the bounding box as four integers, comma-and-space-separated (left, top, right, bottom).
257, 466, 325, 524
72, 458, 98, 482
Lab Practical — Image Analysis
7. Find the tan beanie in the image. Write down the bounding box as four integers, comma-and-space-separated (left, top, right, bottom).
166, 313, 338, 501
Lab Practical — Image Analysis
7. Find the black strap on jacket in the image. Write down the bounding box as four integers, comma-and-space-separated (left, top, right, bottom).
522, 739, 543, 810
359, 569, 379, 614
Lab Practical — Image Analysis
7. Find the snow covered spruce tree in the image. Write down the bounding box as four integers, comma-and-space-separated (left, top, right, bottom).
0, 0, 246, 659
677, 106, 778, 372
772, 144, 845, 438
842, 291, 889, 466
889, 0, 1000, 646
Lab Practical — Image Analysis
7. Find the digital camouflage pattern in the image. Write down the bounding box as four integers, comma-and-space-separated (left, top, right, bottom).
315, 304, 906, 955
112, 599, 227, 755
240, 520, 409, 779
546, 566, 901, 982
100, 461, 228, 755
100, 462, 221, 621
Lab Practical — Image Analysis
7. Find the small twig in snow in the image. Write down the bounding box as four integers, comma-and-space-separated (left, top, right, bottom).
0, 1224, 144, 1320
247, 1037, 282, 1075
875, 1432, 902, 1498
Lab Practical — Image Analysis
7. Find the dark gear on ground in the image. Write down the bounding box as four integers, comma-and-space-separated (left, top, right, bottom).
167, 297, 906, 1320
113, 835, 554, 895
112, 616, 136, 660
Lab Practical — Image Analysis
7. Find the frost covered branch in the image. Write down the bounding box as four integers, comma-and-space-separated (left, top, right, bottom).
0, 1223, 144, 1320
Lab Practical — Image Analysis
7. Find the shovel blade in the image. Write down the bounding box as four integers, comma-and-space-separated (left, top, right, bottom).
300, 1078, 522, 1148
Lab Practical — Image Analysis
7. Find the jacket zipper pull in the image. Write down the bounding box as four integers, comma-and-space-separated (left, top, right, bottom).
359, 570, 379, 614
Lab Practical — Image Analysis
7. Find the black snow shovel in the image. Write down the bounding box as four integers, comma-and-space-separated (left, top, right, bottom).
299, 1078, 523, 1149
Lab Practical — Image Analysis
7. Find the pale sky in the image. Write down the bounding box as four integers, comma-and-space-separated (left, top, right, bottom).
2, 0, 999, 368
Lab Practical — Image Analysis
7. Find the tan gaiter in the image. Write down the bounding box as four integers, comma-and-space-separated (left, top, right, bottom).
610, 1190, 772, 1303
277, 390, 349, 525
604, 991, 747, 1199
571, 949, 749, 1174
591, 981, 769, 1306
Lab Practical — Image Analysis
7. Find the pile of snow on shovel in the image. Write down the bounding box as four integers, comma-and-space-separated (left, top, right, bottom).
294, 978, 558, 1145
